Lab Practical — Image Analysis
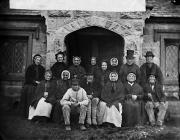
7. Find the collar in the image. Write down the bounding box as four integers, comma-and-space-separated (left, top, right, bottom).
128, 82, 134, 86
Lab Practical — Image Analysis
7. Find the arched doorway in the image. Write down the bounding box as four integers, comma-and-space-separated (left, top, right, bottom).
64, 26, 124, 70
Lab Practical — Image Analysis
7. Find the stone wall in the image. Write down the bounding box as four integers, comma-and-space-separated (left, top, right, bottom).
41, 11, 146, 69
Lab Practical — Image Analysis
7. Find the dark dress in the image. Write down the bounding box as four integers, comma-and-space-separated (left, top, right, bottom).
31, 80, 57, 107
122, 82, 144, 127
51, 62, 67, 79
140, 63, 163, 88
95, 69, 110, 87
19, 64, 45, 118
100, 80, 125, 108
119, 63, 141, 84
51, 79, 71, 123
68, 65, 86, 86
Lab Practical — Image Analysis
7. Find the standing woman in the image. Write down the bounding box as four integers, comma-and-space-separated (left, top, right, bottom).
96, 61, 110, 87
51, 51, 67, 79
19, 54, 45, 118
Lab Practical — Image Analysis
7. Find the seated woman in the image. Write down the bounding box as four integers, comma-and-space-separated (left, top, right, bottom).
123, 72, 144, 127
52, 70, 71, 123
28, 70, 56, 123
97, 72, 124, 127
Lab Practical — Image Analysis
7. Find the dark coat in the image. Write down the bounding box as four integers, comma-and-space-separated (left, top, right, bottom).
143, 82, 166, 102
119, 63, 141, 84
19, 64, 45, 118
140, 63, 163, 87
55, 79, 71, 100
31, 80, 57, 108
123, 82, 144, 126
95, 69, 110, 87
68, 65, 86, 86
82, 80, 101, 98
100, 80, 125, 104
25, 64, 45, 85
51, 62, 67, 79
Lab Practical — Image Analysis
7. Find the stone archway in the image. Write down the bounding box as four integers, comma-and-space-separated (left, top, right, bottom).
46, 16, 144, 68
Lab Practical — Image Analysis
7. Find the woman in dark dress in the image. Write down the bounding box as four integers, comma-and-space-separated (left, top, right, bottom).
51, 70, 71, 123
123, 72, 144, 127
95, 61, 110, 87
51, 51, 67, 79
28, 70, 56, 123
19, 54, 45, 118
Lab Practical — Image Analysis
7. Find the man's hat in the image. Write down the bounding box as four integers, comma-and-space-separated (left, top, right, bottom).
71, 78, 79, 85
126, 50, 135, 59
144, 51, 155, 57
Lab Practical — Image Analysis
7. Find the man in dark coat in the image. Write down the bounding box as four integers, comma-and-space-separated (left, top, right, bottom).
82, 74, 101, 126
140, 51, 163, 88
144, 74, 168, 126
51, 51, 67, 79
123, 72, 144, 127
51, 70, 71, 123
119, 50, 141, 84
68, 56, 86, 86
19, 54, 45, 118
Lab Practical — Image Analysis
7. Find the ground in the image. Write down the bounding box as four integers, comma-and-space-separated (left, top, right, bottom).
0, 96, 180, 140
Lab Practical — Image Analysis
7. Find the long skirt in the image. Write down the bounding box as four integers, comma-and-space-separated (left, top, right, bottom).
97, 101, 122, 127
19, 84, 36, 118
28, 97, 52, 120
122, 100, 143, 127
51, 101, 63, 123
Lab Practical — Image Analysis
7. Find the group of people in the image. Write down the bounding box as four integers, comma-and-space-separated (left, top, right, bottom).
19, 50, 168, 131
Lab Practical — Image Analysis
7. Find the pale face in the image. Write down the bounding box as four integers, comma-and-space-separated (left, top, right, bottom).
34, 56, 41, 65
72, 84, 80, 91
62, 72, 69, 80
101, 62, 107, 71
57, 54, 64, 62
110, 73, 118, 82
91, 58, 96, 66
127, 73, 136, 82
149, 75, 156, 84
73, 57, 81, 66
146, 56, 153, 64
110, 58, 118, 66
126, 58, 134, 65
87, 75, 94, 83
45, 72, 52, 81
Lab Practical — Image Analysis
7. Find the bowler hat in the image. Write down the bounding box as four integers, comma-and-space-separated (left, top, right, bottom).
144, 51, 154, 57
126, 50, 135, 59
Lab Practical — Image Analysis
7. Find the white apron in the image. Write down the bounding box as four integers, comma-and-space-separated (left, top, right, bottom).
28, 97, 52, 120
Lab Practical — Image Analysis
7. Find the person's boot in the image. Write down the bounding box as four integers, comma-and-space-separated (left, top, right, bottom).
65, 125, 71, 131
79, 124, 86, 130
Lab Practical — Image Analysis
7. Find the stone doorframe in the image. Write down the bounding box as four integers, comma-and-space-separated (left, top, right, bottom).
46, 16, 144, 68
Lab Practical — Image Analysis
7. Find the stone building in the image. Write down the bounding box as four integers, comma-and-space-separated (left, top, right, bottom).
0, 0, 179, 110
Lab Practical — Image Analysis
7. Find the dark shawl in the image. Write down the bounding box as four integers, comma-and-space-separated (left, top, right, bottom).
25, 64, 45, 85
100, 80, 125, 104
119, 63, 141, 84
31, 80, 57, 108
95, 69, 110, 87
140, 63, 163, 87
51, 62, 67, 79
124, 82, 143, 100
55, 79, 71, 100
